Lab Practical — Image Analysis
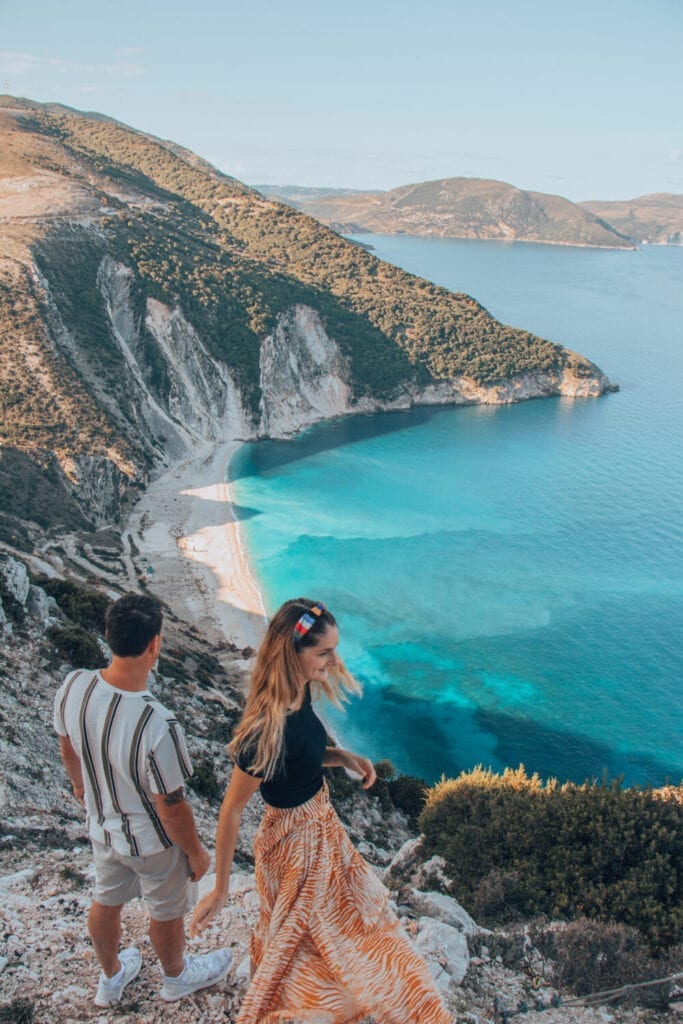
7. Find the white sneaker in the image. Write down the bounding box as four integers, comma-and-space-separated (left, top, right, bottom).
160, 948, 233, 1002
94, 946, 142, 1007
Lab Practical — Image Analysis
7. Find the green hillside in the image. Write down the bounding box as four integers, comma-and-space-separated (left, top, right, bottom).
4, 97, 593, 387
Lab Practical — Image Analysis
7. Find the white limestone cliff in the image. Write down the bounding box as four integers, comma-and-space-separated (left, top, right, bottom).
258, 305, 353, 436
98, 256, 252, 456
257, 304, 612, 440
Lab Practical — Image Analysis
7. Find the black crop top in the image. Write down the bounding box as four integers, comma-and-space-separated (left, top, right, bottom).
234, 686, 327, 808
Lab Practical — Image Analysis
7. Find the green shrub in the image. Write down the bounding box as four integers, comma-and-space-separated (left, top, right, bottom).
419, 766, 683, 948
37, 577, 110, 632
364, 759, 394, 812
46, 624, 104, 669
0, 998, 34, 1024
469, 868, 522, 924
325, 765, 359, 804
350, 759, 429, 823
202, 709, 239, 745
59, 865, 87, 889
388, 773, 428, 825
187, 757, 223, 802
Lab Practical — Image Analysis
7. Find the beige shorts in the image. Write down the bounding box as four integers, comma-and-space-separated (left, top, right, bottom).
91, 840, 198, 921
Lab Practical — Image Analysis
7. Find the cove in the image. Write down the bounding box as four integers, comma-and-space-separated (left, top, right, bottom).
230, 238, 683, 786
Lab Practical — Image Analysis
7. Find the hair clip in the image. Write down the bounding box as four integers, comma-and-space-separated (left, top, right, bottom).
293, 603, 325, 643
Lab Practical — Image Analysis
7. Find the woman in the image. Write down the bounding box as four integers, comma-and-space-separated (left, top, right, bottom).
191, 598, 452, 1024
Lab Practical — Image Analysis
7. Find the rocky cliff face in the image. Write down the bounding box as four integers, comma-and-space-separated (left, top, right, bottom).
257, 305, 614, 440
98, 255, 252, 457
24, 249, 255, 524
259, 305, 353, 436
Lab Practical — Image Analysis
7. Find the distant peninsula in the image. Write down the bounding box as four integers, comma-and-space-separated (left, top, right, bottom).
579, 193, 683, 245
258, 179, 683, 249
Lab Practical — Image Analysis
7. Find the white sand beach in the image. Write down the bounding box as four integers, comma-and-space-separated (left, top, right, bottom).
125, 440, 268, 651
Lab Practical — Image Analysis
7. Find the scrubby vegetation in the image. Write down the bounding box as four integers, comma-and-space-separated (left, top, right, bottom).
46, 624, 104, 669
324, 757, 428, 828
420, 766, 683, 949
0, 448, 89, 531
0, 514, 32, 551
187, 756, 224, 803
528, 918, 678, 1005
10, 98, 584, 401
368, 759, 428, 825
0, 267, 133, 474
35, 576, 110, 633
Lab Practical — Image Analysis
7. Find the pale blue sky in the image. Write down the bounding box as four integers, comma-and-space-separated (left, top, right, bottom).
1, 0, 681, 200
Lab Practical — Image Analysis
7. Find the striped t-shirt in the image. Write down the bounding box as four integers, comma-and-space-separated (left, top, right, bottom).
53, 670, 193, 856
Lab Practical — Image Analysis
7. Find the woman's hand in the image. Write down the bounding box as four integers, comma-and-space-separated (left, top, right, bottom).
189, 888, 226, 938
343, 751, 377, 789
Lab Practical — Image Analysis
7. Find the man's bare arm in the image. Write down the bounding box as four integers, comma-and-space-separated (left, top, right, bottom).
58, 735, 85, 805
153, 788, 210, 882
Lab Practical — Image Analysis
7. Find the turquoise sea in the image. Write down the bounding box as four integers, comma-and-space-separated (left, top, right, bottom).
230, 237, 683, 786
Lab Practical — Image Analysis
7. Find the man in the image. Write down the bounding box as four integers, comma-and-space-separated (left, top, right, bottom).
53, 593, 232, 1008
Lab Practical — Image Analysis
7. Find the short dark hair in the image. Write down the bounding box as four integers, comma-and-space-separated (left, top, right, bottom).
105, 593, 163, 657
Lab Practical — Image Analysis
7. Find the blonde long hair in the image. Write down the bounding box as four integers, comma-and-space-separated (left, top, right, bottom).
229, 598, 361, 781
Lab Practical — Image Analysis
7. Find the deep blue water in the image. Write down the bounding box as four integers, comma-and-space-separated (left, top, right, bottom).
230, 237, 683, 786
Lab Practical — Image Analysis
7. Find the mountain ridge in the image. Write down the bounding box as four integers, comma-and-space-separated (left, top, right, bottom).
259, 179, 683, 248
579, 193, 683, 245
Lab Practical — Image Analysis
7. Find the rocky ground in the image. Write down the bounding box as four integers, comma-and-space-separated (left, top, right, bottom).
2, 840, 676, 1024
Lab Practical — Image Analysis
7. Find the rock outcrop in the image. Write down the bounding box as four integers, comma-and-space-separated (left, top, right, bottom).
257, 305, 614, 440
259, 305, 353, 436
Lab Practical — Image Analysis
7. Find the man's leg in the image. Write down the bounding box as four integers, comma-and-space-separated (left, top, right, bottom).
149, 916, 185, 977
143, 849, 232, 1000
152, 914, 233, 1002
88, 900, 124, 977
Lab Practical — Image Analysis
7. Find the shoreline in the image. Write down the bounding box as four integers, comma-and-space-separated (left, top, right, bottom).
125, 438, 268, 653
124, 436, 349, 747
346, 230, 640, 251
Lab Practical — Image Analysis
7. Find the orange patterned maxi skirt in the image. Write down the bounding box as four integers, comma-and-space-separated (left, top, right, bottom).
236, 783, 453, 1024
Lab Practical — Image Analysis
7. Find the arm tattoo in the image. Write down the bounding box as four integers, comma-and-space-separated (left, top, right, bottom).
163, 787, 185, 807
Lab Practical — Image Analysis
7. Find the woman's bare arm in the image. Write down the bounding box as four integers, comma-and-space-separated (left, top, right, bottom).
323, 746, 377, 788
189, 766, 261, 937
